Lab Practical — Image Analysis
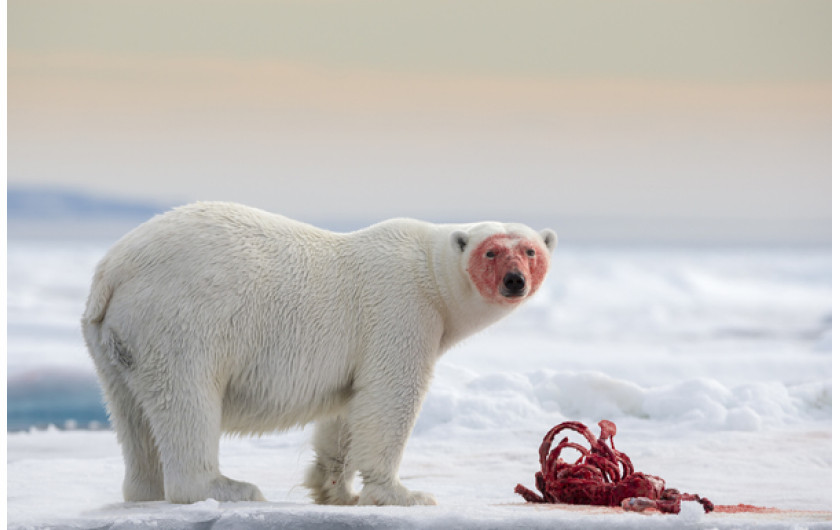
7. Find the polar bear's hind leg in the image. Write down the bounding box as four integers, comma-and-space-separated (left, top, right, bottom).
93, 356, 165, 501
140, 375, 266, 503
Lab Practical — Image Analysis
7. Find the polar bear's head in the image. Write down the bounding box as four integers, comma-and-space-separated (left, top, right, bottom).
450, 223, 557, 305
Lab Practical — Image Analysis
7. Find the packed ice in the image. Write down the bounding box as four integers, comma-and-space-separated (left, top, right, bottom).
7, 231, 831, 529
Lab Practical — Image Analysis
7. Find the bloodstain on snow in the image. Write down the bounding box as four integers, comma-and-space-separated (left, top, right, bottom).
714, 504, 781, 513
468, 234, 550, 304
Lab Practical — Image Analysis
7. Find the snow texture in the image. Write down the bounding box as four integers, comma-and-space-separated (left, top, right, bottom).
7, 233, 832, 529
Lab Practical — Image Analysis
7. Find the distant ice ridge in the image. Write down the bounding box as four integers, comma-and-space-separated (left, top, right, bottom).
7, 187, 166, 220
414, 364, 831, 435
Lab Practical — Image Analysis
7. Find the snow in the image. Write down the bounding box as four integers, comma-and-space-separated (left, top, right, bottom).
6, 233, 832, 529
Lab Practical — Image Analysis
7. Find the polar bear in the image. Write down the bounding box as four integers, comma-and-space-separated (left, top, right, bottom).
81, 202, 556, 505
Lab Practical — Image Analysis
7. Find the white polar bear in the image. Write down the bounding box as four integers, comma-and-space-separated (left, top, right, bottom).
81, 202, 556, 505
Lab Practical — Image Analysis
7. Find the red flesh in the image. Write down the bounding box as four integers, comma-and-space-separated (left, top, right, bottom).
515, 420, 714, 515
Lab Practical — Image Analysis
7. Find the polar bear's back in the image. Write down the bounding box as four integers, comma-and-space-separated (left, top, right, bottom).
109, 201, 329, 266
87, 202, 335, 324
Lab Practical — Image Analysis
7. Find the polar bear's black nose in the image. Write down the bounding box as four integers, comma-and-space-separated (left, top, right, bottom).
502, 271, 526, 296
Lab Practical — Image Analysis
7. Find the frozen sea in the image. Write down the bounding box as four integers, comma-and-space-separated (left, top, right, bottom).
6, 219, 832, 529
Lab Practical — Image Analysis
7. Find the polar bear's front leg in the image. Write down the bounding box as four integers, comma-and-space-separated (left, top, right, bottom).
346, 336, 438, 506
304, 416, 359, 505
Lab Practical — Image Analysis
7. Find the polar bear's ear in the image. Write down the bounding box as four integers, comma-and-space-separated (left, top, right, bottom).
450, 230, 469, 252
540, 229, 558, 252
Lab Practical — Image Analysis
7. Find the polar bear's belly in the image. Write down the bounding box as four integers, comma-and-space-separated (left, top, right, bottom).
219, 350, 357, 435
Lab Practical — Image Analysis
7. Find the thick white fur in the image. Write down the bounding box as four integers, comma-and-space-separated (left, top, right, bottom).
81, 202, 556, 505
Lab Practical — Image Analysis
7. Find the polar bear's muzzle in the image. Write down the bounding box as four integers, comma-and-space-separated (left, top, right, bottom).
500, 270, 528, 298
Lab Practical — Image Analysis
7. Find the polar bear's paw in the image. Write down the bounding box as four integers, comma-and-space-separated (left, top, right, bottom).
206, 475, 266, 503
303, 464, 359, 505
308, 481, 360, 506
168, 475, 266, 504
358, 482, 437, 506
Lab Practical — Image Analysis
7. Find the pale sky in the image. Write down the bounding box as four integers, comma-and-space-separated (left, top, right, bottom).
8, 0, 831, 243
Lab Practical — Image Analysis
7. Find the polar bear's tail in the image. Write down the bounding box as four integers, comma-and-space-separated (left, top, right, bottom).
82, 259, 134, 368
82, 260, 115, 326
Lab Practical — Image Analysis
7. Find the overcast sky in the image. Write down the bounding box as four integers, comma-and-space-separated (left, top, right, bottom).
8, 0, 831, 243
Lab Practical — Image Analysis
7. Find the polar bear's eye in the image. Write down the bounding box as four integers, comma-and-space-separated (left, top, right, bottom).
485, 251, 496, 258
526, 249, 536, 257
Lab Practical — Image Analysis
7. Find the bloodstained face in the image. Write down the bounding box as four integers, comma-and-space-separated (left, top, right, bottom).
467, 234, 550, 304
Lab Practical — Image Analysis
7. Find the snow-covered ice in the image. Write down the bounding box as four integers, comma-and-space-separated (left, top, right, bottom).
7, 234, 832, 528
